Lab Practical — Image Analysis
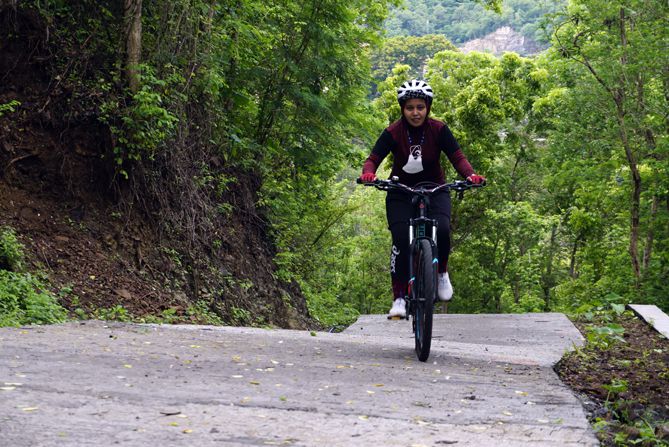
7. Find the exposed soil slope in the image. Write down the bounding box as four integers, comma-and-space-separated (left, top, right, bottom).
0, 5, 311, 329
556, 313, 669, 446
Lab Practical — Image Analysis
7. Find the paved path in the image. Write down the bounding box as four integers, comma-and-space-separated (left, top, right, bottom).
628, 304, 669, 339
0, 314, 598, 446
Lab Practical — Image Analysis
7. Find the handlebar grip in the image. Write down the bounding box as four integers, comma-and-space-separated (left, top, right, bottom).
356, 178, 363, 184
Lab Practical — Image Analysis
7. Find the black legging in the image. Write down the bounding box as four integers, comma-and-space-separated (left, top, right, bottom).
385, 191, 451, 298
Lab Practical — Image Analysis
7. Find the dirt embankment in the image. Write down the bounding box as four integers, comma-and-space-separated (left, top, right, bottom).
0, 5, 312, 329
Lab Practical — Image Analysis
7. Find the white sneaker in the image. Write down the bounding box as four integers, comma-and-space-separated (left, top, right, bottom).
438, 272, 453, 301
388, 298, 406, 318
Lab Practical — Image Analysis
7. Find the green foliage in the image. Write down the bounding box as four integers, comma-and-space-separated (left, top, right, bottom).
585, 324, 626, 349
602, 378, 629, 401
230, 306, 252, 325
385, 0, 563, 44
92, 305, 131, 322
0, 228, 67, 327
0, 271, 68, 326
0, 227, 25, 272
370, 34, 457, 86
99, 65, 180, 177
186, 301, 225, 325
16, 0, 668, 326
0, 100, 21, 117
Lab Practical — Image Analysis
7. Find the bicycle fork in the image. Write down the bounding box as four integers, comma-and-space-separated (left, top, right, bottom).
407, 201, 439, 320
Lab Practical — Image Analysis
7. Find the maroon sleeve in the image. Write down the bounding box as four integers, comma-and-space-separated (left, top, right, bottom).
362, 129, 396, 174
447, 149, 475, 179
437, 124, 475, 178
362, 154, 382, 174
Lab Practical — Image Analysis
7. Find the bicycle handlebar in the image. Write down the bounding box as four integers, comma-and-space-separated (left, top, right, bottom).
356, 177, 486, 196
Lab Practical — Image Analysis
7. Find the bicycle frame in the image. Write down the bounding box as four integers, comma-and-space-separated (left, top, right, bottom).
357, 176, 485, 361
408, 196, 437, 246
407, 196, 438, 309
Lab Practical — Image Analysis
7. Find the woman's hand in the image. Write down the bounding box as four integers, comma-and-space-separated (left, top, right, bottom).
360, 173, 377, 183
467, 174, 486, 184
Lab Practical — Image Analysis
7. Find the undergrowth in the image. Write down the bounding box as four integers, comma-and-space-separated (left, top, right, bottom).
559, 304, 669, 446
0, 227, 68, 326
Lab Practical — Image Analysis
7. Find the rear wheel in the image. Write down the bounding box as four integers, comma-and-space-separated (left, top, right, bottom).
412, 239, 436, 362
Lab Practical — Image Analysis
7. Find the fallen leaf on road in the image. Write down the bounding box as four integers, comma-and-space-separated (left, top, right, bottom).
502, 411, 513, 416
21, 407, 39, 412
249, 380, 260, 385
373, 384, 384, 387
0, 387, 16, 391
182, 429, 192, 434
358, 415, 369, 420
412, 417, 430, 426
515, 390, 528, 396
123, 364, 133, 368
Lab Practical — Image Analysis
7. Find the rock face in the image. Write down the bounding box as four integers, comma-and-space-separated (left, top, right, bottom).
459, 26, 542, 56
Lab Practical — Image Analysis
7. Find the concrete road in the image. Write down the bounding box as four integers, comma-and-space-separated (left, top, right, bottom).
0, 314, 598, 446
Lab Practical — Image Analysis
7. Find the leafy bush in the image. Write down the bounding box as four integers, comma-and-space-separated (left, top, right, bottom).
0, 227, 24, 271
99, 65, 180, 178
302, 284, 360, 329
0, 100, 21, 117
0, 271, 68, 326
0, 227, 68, 326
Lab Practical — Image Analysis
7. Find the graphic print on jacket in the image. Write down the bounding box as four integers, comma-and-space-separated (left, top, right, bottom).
403, 145, 424, 174
361, 117, 476, 186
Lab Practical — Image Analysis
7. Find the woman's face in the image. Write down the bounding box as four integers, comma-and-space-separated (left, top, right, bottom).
402, 98, 428, 127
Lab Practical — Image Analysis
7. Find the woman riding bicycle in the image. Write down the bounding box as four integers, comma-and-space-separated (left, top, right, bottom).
359, 79, 486, 318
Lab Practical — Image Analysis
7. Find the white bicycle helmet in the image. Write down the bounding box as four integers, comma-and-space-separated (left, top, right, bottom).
397, 79, 434, 106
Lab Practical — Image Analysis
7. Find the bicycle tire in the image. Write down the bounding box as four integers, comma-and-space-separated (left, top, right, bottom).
413, 238, 436, 362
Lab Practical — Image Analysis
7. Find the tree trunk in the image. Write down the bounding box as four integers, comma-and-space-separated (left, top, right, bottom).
541, 224, 558, 310
615, 8, 642, 283
569, 235, 580, 279
643, 195, 659, 272
614, 100, 642, 283
124, 0, 142, 93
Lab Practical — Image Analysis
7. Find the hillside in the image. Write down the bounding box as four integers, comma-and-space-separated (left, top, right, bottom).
459, 26, 542, 56
385, 0, 564, 44
0, 5, 311, 329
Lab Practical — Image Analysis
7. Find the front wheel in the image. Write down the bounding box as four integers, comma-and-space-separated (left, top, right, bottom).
412, 238, 436, 362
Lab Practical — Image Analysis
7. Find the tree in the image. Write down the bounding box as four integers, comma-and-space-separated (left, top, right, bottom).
550, 0, 668, 287
123, 0, 142, 92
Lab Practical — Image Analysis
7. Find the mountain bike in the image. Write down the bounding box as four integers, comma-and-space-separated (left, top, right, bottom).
357, 176, 485, 361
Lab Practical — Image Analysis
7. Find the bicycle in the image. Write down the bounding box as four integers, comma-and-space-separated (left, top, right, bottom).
357, 176, 485, 362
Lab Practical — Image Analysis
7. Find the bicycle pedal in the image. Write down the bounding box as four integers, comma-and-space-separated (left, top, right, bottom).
387, 315, 403, 320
